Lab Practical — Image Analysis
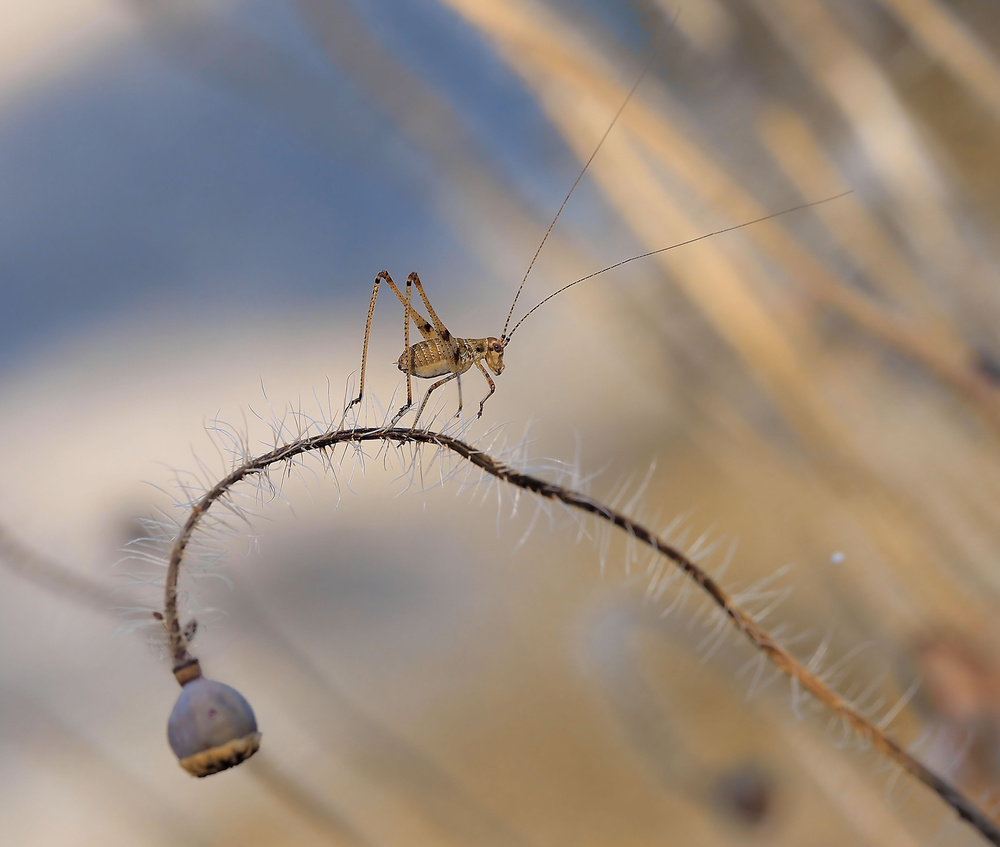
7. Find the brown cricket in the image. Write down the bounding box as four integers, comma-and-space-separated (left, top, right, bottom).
349, 269, 507, 426
343, 57, 848, 428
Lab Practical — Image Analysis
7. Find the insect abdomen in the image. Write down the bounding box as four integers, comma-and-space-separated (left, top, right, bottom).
398, 339, 472, 378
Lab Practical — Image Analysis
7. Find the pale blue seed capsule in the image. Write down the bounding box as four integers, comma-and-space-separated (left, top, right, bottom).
168, 676, 261, 777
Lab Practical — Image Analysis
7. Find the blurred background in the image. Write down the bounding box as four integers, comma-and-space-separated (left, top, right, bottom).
2, 0, 1000, 844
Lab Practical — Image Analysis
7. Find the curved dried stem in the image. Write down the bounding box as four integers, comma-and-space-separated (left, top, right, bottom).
162, 425, 1000, 845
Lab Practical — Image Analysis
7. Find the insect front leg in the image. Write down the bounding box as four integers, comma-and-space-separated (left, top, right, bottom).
473, 359, 496, 419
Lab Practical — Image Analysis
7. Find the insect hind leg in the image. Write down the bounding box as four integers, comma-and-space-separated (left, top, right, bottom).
391, 274, 416, 425
343, 270, 391, 423
409, 272, 453, 345
410, 372, 460, 428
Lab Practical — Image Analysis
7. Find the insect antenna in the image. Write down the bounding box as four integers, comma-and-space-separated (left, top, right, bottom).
499, 51, 661, 346
502, 189, 854, 344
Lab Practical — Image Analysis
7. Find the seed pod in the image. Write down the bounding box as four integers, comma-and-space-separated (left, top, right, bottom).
167, 664, 260, 777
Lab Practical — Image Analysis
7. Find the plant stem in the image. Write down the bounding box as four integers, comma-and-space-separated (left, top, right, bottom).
162, 425, 1000, 845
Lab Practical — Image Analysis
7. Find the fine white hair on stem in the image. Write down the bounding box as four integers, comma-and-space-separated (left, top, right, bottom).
877, 676, 922, 733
